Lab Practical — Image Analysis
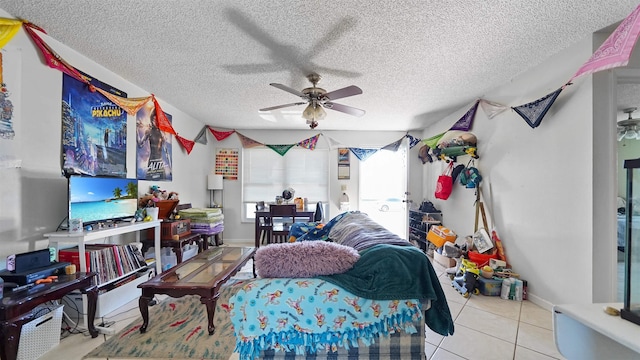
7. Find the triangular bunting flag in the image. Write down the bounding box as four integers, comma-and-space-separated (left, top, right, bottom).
194, 126, 208, 145
209, 127, 235, 141
90, 86, 151, 116
324, 135, 343, 150
176, 134, 195, 154
151, 96, 176, 135
298, 134, 320, 150
0, 18, 23, 48
23, 22, 87, 83
512, 88, 563, 129
236, 132, 263, 148
267, 144, 296, 156
571, 3, 640, 82
480, 99, 509, 119
449, 100, 479, 131
349, 148, 379, 161
382, 137, 403, 152
406, 134, 422, 149
423, 132, 446, 148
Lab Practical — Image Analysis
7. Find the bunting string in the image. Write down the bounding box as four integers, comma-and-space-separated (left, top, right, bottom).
0, 18, 22, 48
3, 2, 640, 159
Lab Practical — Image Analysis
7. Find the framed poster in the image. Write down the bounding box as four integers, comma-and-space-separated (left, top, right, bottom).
136, 104, 173, 181
338, 148, 350, 179
338, 164, 350, 179
61, 70, 128, 177
0, 46, 18, 141
338, 148, 350, 164
215, 148, 238, 180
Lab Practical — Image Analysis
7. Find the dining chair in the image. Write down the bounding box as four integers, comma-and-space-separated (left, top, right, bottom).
314, 201, 324, 222
256, 202, 271, 245
269, 204, 297, 243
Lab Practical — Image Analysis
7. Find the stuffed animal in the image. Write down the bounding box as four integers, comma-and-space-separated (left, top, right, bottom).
167, 191, 179, 200
138, 194, 158, 208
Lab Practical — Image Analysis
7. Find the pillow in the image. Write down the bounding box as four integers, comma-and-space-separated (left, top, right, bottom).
254, 241, 360, 278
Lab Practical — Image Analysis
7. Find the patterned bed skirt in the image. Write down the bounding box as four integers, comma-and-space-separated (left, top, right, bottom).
258, 316, 426, 360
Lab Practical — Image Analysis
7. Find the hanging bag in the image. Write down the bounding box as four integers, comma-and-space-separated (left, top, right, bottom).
435, 162, 454, 200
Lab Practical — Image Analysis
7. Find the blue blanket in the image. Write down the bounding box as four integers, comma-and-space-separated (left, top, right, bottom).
230, 278, 422, 359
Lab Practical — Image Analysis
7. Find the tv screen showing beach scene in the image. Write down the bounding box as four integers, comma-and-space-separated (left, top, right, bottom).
69, 176, 138, 225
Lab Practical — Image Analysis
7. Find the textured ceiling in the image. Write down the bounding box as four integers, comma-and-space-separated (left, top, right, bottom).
1, 1, 638, 131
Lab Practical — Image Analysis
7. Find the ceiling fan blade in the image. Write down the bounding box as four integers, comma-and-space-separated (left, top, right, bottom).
323, 85, 363, 101
259, 102, 306, 112
323, 102, 366, 117
270, 83, 306, 98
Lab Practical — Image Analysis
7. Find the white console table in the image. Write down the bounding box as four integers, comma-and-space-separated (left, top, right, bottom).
45, 220, 162, 274
44, 220, 162, 334
553, 303, 640, 359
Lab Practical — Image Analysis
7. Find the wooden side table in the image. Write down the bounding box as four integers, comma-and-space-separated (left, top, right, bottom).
0, 272, 98, 360
191, 226, 224, 247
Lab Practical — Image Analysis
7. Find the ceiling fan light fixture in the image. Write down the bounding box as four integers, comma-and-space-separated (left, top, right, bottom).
306, 119, 319, 129
302, 103, 315, 121
264, 73, 364, 129
618, 107, 640, 141
618, 130, 627, 141
625, 128, 638, 140
314, 105, 326, 120
302, 102, 326, 124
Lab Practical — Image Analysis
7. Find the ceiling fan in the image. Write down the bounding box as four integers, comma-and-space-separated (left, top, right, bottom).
618, 107, 640, 141
259, 73, 365, 129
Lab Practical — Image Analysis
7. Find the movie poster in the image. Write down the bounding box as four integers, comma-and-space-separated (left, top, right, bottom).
61, 71, 128, 177
136, 103, 172, 181
0, 47, 18, 141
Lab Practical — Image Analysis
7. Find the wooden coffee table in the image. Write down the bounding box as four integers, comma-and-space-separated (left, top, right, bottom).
138, 246, 255, 335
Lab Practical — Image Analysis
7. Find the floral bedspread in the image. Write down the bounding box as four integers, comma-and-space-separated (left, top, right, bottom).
229, 277, 423, 359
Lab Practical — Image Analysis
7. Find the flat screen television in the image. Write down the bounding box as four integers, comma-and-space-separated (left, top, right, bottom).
68, 175, 139, 225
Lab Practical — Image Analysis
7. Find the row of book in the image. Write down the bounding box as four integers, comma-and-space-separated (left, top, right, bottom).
58, 244, 147, 286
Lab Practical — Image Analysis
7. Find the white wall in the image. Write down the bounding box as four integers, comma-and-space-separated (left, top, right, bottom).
421, 36, 599, 306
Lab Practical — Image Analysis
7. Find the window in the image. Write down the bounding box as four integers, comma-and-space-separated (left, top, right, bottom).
242, 148, 329, 221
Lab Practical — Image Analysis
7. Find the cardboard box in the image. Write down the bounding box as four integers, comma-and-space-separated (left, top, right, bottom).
433, 251, 456, 269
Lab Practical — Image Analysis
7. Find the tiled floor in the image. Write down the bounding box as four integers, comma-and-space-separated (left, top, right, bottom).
424, 260, 565, 360
38, 254, 564, 360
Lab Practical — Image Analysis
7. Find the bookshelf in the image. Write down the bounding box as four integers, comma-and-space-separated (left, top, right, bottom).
45, 220, 161, 333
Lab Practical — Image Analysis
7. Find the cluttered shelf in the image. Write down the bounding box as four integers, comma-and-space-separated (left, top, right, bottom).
408, 203, 443, 252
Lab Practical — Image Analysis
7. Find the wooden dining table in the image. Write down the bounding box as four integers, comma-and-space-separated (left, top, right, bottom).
254, 205, 315, 247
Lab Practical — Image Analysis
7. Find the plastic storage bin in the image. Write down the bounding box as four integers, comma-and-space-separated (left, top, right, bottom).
426, 226, 457, 248
17, 304, 63, 360
477, 277, 502, 296
467, 250, 499, 267
146, 245, 198, 271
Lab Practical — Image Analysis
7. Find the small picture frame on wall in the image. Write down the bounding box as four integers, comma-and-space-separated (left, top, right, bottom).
338, 148, 350, 165
338, 164, 350, 179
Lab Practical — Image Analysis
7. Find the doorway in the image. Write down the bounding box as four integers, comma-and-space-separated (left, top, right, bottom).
358, 144, 408, 238
614, 71, 640, 301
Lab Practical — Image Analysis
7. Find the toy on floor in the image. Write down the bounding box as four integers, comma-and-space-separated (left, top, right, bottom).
451, 258, 480, 298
